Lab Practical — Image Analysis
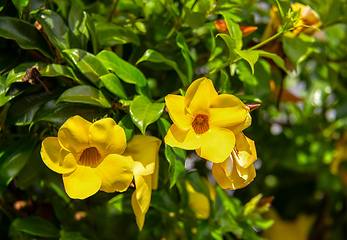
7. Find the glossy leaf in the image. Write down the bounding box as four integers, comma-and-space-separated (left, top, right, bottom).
217, 34, 238, 63
118, 114, 135, 142
256, 50, 288, 73
41, 64, 84, 85
176, 33, 193, 83
10, 216, 60, 238
129, 95, 165, 134
97, 50, 147, 87
63, 49, 109, 87
33, 100, 109, 126
0, 134, 37, 192
0, 17, 54, 61
33, 9, 81, 53
57, 85, 112, 108
99, 73, 128, 99
137, 49, 188, 86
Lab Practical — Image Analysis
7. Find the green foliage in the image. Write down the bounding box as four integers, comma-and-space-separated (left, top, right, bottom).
0, 0, 346, 239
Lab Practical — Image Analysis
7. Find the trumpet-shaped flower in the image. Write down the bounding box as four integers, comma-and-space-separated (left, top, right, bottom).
212, 133, 257, 190
123, 135, 161, 230
41, 115, 134, 199
165, 77, 251, 163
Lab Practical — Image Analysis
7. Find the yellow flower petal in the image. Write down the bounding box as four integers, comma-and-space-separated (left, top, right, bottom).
58, 115, 91, 154
212, 159, 256, 190
229, 112, 252, 134
185, 78, 218, 115
89, 118, 127, 156
63, 165, 102, 199
152, 154, 159, 190
209, 94, 249, 129
165, 94, 193, 130
134, 175, 152, 214
41, 137, 77, 174
234, 133, 257, 168
165, 124, 201, 150
196, 127, 235, 163
96, 154, 134, 193
124, 135, 161, 176
131, 191, 145, 230
186, 182, 210, 219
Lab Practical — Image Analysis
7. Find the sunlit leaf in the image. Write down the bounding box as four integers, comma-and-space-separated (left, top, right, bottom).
129, 95, 165, 134
97, 50, 147, 87
57, 85, 112, 108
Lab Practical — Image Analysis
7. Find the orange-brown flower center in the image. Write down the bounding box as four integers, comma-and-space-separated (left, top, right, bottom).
192, 114, 209, 134
79, 147, 101, 167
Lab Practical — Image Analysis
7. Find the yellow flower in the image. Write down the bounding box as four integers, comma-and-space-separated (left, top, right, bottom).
40, 115, 134, 199
186, 179, 216, 219
123, 135, 161, 230
212, 133, 257, 190
164, 78, 251, 163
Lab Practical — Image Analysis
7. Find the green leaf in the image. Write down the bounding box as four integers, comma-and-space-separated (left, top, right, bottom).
256, 50, 288, 73
95, 22, 140, 47
32, 9, 81, 53
62, 49, 109, 87
176, 33, 193, 83
10, 216, 60, 238
129, 95, 165, 134
68, 4, 89, 50
0, 17, 54, 61
97, 50, 147, 87
221, 12, 243, 50
100, 73, 128, 99
118, 114, 135, 142
6, 86, 65, 125
5, 62, 47, 90
57, 85, 112, 108
0, 134, 37, 192
217, 33, 238, 63
41, 64, 84, 85
33, 101, 109, 127
137, 49, 188, 86
184, 7, 205, 29
235, 49, 259, 75
157, 117, 186, 188
12, 0, 29, 17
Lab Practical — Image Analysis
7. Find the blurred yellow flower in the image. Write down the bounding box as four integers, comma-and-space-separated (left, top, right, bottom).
261, 2, 321, 41
165, 77, 251, 163
124, 135, 161, 230
186, 179, 216, 219
212, 133, 257, 190
41, 115, 134, 199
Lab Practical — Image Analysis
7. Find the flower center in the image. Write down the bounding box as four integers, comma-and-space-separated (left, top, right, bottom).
79, 147, 101, 167
192, 114, 209, 134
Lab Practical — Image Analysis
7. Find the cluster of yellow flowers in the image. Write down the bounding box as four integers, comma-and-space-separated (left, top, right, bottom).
40, 77, 257, 229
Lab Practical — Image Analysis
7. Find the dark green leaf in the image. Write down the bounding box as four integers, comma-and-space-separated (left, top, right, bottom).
57, 85, 112, 108
97, 50, 147, 87
118, 114, 135, 142
69, 3, 89, 50
0, 17, 54, 61
10, 216, 60, 238
137, 49, 188, 86
0, 134, 37, 192
129, 95, 165, 134
217, 34, 238, 63
62, 49, 109, 87
100, 73, 128, 99
41, 64, 84, 85
33, 101, 109, 127
256, 50, 288, 73
33, 9, 81, 53
176, 33, 193, 83
95, 22, 140, 47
